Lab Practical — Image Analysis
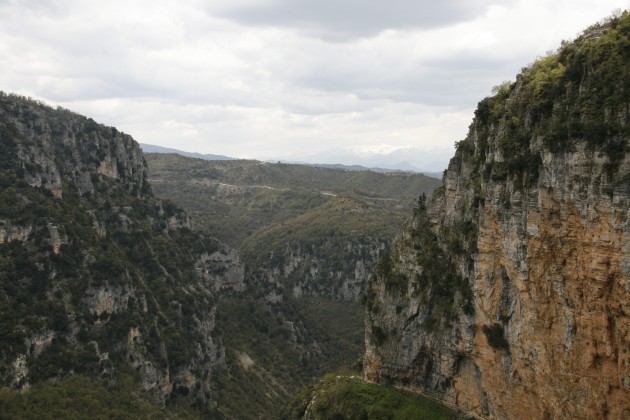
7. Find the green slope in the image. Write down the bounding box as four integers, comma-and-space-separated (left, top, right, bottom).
145, 154, 440, 248
281, 373, 460, 419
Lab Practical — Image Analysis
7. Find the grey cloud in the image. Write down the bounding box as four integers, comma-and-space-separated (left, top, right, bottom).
0, 0, 72, 18
289, 53, 520, 110
3, 0, 620, 160
214, 0, 506, 41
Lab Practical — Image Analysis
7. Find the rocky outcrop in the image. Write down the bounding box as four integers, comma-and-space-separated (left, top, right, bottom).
4, 101, 148, 198
284, 240, 385, 301
242, 238, 387, 304
196, 247, 246, 292
259, 238, 387, 302
240, 197, 393, 303
365, 13, 630, 419
0, 221, 33, 244
0, 93, 242, 410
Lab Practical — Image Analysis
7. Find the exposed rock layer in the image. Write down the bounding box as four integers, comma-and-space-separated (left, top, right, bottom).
365, 14, 630, 419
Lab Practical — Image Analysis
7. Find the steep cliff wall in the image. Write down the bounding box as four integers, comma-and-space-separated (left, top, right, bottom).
0, 97, 147, 198
0, 93, 243, 411
245, 232, 387, 303
241, 197, 391, 302
365, 13, 630, 419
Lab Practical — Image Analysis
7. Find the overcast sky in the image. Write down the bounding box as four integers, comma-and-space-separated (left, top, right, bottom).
1, 0, 628, 163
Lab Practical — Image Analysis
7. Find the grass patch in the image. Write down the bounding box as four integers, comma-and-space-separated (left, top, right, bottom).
281, 374, 460, 419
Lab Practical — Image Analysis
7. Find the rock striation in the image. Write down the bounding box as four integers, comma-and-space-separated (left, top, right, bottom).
365, 12, 630, 419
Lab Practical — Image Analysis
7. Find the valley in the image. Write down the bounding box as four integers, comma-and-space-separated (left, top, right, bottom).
0, 9, 629, 420
0, 97, 442, 418
144, 153, 440, 417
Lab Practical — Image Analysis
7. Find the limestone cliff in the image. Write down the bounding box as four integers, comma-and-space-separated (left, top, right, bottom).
247, 234, 387, 303
0, 93, 243, 411
241, 197, 390, 302
365, 12, 630, 419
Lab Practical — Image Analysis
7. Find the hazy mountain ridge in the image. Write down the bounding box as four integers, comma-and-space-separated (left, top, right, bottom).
280, 146, 453, 173
139, 143, 234, 161
139, 142, 451, 174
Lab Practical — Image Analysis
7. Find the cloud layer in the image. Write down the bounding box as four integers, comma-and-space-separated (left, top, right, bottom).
0, 0, 627, 166
212, 0, 502, 40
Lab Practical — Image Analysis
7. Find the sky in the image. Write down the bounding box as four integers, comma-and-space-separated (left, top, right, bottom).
1, 0, 628, 166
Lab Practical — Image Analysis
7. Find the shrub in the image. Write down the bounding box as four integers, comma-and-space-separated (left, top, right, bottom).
482, 323, 510, 350
371, 325, 388, 346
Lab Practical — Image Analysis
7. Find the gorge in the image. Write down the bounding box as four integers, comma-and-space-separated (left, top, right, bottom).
0, 10, 629, 420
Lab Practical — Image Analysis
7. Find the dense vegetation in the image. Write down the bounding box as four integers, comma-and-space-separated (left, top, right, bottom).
457, 10, 630, 195
0, 174, 221, 380
212, 297, 365, 419
145, 153, 440, 248
146, 154, 436, 199
281, 373, 460, 419
0, 92, 232, 415
0, 374, 200, 419
242, 196, 401, 259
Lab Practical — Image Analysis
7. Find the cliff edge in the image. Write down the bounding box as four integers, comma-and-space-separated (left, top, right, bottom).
365, 12, 630, 419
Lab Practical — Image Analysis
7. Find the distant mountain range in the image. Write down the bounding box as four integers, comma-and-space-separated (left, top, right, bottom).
139, 143, 235, 160
281, 146, 453, 174
140, 143, 450, 178
277, 162, 443, 178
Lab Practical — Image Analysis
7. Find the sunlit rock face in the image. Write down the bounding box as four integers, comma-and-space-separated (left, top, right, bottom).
365, 14, 630, 419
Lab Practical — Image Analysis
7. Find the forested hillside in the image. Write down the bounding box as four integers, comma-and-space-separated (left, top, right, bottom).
0, 92, 242, 416
146, 153, 439, 248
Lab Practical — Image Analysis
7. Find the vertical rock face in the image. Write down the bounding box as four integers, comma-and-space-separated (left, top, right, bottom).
365, 13, 630, 419
0, 93, 243, 410
249, 236, 388, 302
1, 97, 147, 198
240, 197, 393, 302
